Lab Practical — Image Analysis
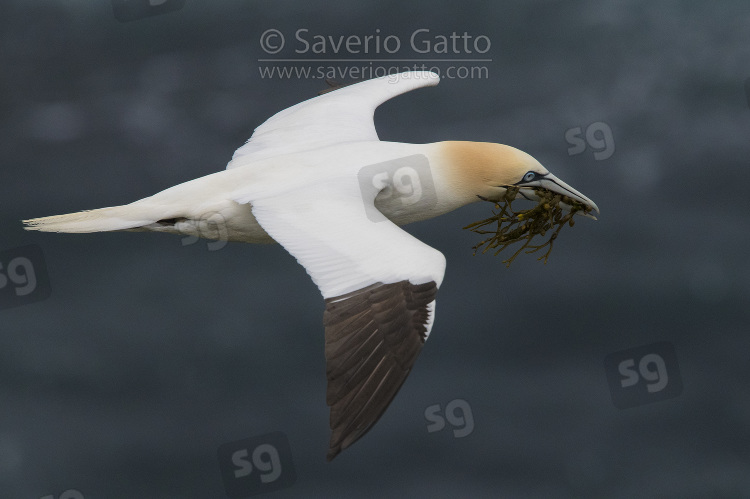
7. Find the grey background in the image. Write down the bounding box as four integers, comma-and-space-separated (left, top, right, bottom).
2, 1, 749, 497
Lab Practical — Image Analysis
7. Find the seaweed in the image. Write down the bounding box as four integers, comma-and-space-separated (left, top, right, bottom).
463, 186, 592, 267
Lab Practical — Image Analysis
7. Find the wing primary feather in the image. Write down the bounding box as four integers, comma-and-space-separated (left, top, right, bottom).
324, 280, 438, 461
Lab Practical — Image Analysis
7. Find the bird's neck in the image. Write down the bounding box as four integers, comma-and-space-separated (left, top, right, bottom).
422, 141, 504, 208
367, 141, 493, 225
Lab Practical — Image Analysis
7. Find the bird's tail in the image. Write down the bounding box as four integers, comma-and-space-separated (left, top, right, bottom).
23, 203, 162, 234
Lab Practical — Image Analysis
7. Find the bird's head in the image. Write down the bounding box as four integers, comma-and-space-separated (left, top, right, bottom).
442, 141, 599, 218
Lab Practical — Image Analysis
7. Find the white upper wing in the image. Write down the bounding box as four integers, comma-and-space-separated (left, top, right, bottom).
226, 71, 440, 168
248, 176, 445, 299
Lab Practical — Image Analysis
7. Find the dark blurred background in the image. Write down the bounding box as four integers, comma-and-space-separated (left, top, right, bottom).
1, 1, 749, 498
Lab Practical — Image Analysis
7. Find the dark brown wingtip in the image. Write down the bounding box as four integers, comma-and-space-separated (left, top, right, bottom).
322, 280, 438, 461
326, 446, 340, 462
317, 78, 358, 95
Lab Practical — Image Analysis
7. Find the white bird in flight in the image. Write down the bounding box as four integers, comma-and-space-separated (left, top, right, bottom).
24, 71, 599, 460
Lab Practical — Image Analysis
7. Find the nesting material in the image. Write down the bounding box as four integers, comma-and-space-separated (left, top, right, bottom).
464, 186, 592, 267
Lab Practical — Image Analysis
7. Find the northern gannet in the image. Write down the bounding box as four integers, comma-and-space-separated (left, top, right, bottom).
23, 71, 599, 460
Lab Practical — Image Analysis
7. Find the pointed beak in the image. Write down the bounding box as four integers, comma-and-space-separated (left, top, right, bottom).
517, 173, 600, 219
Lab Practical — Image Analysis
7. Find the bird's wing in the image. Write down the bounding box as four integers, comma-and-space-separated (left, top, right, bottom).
245, 176, 446, 460
227, 71, 440, 168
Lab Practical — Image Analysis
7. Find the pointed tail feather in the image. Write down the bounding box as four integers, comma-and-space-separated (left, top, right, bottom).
23, 204, 160, 233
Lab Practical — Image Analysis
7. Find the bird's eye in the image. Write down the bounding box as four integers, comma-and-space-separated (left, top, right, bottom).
523, 171, 536, 183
